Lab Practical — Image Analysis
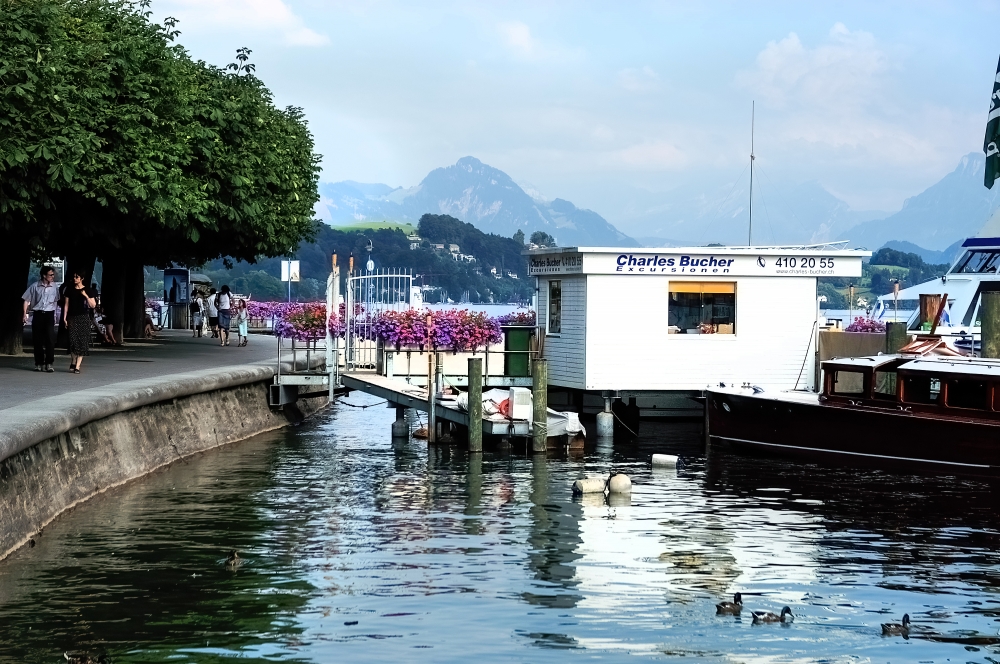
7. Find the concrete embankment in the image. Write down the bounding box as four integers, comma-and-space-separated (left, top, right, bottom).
0, 364, 326, 561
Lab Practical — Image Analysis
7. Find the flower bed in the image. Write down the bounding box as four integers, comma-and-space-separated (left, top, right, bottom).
845, 317, 886, 333
496, 310, 536, 326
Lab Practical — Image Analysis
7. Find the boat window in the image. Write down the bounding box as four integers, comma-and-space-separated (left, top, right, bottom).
946, 379, 989, 410
832, 370, 865, 395
873, 371, 897, 399
668, 282, 736, 334
902, 375, 942, 405
547, 280, 561, 335
952, 250, 1000, 274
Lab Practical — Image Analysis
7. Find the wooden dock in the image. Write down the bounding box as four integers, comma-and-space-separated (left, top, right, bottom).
340, 371, 532, 436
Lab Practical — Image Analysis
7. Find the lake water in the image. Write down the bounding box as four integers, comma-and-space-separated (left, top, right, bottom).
3, 395, 1000, 662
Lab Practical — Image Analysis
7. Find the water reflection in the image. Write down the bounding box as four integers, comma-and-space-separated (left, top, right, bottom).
2, 401, 1000, 661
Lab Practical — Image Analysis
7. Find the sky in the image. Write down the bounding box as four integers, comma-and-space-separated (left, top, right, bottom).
152, 0, 1000, 236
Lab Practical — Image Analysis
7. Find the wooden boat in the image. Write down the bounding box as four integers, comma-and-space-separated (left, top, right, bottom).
706, 354, 1000, 474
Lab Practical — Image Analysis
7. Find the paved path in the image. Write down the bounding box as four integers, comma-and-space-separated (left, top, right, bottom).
0, 331, 281, 410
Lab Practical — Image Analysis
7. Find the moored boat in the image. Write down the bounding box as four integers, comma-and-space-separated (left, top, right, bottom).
707, 354, 1000, 474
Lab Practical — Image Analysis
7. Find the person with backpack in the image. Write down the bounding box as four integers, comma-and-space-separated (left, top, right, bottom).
189, 296, 203, 337
216, 285, 233, 346
205, 288, 219, 338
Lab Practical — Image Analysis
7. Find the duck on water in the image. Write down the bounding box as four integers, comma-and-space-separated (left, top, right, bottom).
752, 607, 793, 624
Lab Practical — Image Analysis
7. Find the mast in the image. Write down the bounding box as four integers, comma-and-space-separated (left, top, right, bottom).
749, 101, 754, 247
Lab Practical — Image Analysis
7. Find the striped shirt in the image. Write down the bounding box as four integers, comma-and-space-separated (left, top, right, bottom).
22, 280, 59, 312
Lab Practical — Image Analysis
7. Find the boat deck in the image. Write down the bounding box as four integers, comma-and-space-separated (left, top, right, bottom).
340, 371, 532, 436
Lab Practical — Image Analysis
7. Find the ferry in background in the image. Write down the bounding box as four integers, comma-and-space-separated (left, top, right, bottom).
872, 218, 1000, 354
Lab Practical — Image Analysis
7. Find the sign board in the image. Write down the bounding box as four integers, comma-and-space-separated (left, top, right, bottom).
281, 260, 301, 282
527, 250, 865, 278
163, 268, 190, 304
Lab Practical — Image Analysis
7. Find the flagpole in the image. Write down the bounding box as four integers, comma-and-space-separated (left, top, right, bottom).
749, 101, 755, 247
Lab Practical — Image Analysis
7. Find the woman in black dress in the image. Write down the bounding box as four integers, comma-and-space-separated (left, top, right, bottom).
62, 271, 97, 373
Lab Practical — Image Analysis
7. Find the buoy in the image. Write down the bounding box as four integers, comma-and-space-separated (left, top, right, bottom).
652, 454, 679, 467
412, 427, 428, 439
596, 411, 614, 438
608, 473, 632, 493
572, 477, 608, 494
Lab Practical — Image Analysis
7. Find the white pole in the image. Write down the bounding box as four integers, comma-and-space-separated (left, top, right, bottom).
327, 255, 339, 399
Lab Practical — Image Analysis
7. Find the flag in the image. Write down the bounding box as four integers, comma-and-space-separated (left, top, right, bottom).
985, 55, 1000, 188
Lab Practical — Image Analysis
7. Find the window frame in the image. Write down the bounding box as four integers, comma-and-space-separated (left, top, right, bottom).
667, 281, 737, 335
547, 279, 562, 336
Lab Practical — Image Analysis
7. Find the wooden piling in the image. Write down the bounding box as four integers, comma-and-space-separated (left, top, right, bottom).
919, 294, 941, 330
427, 353, 436, 443
531, 359, 548, 454
468, 358, 483, 453
982, 292, 1000, 358
885, 322, 909, 354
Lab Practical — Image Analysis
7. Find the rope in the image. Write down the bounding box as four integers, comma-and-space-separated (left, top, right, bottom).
611, 409, 638, 437
332, 396, 388, 409
794, 319, 818, 391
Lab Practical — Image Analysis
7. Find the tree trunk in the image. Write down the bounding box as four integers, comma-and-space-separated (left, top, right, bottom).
0, 237, 31, 355
101, 254, 125, 345
123, 260, 145, 338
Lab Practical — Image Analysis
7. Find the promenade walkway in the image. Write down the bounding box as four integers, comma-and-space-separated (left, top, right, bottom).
0, 331, 279, 410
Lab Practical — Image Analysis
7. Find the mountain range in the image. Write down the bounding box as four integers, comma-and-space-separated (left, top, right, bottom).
315, 153, 1000, 261
316, 157, 634, 246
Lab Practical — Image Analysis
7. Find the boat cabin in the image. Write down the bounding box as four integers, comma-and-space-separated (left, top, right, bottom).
822, 356, 1000, 415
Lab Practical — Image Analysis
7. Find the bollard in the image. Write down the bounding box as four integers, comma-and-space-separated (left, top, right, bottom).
608, 473, 632, 494
885, 322, 909, 354
391, 405, 408, 438
532, 359, 548, 453
468, 357, 483, 453
596, 410, 614, 439
983, 292, 1000, 358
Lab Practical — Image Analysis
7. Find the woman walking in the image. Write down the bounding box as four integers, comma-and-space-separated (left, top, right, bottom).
62, 271, 97, 373
236, 299, 249, 347
216, 285, 233, 346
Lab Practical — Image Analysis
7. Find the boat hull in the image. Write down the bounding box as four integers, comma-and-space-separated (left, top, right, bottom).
706, 390, 1000, 475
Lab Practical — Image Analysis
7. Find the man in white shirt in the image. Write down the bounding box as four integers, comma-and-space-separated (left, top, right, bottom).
205, 288, 220, 338
21, 266, 59, 372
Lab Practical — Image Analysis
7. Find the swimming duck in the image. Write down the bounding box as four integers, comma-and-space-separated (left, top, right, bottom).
225, 550, 243, 569
881, 613, 910, 636
716, 592, 743, 615
752, 606, 793, 624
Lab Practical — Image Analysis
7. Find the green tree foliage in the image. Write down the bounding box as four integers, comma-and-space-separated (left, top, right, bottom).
0, 0, 319, 351
513, 229, 525, 245
868, 248, 949, 288
530, 231, 556, 247
818, 282, 848, 309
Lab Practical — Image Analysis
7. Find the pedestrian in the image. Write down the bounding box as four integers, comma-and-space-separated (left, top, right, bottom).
216, 285, 233, 346
61, 270, 97, 373
236, 299, 249, 347
21, 265, 59, 372
206, 288, 219, 338
189, 296, 203, 337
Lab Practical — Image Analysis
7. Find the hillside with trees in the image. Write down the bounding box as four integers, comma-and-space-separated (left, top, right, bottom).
197, 214, 533, 303
818, 248, 950, 310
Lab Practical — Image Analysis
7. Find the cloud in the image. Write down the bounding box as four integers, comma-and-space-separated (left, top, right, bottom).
161, 0, 328, 46
496, 20, 582, 62
614, 140, 686, 170
618, 66, 659, 93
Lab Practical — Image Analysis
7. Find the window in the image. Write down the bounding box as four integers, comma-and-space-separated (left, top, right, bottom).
668, 282, 736, 334
547, 280, 562, 334
902, 375, 942, 405
953, 250, 1000, 274
946, 379, 989, 410
873, 371, 897, 400
832, 370, 865, 395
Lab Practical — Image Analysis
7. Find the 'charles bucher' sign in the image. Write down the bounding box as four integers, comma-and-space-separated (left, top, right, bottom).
527, 249, 866, 278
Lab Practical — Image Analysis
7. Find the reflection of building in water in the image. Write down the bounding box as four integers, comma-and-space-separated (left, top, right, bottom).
523, 457, 584, 609
571, 467, 821, 616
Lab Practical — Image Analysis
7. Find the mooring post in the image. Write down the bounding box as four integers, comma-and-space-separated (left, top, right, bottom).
435, 353, 444, 439
391, 404, 407, 438
531, 358, 548, 453
468, 357, 483, 453
428, 353, 437, 443
983, 292, 1000, 358
885, 321, 909, 354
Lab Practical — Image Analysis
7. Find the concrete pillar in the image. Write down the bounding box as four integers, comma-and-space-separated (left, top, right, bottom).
885, 322, 909, 354
391, 405, 408, 438
532, 359, 548, 453
596, 396, 614, 439
468, 358, 483, 453
982, 292, 1000, 358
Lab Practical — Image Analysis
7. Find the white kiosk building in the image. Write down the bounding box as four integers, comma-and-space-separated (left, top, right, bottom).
527, 245, 869, 416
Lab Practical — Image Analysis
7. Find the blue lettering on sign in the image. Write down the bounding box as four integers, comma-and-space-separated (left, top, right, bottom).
616, 254, 733, 272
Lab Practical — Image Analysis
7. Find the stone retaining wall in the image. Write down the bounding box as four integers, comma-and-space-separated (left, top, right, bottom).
0, 366, 326, 560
